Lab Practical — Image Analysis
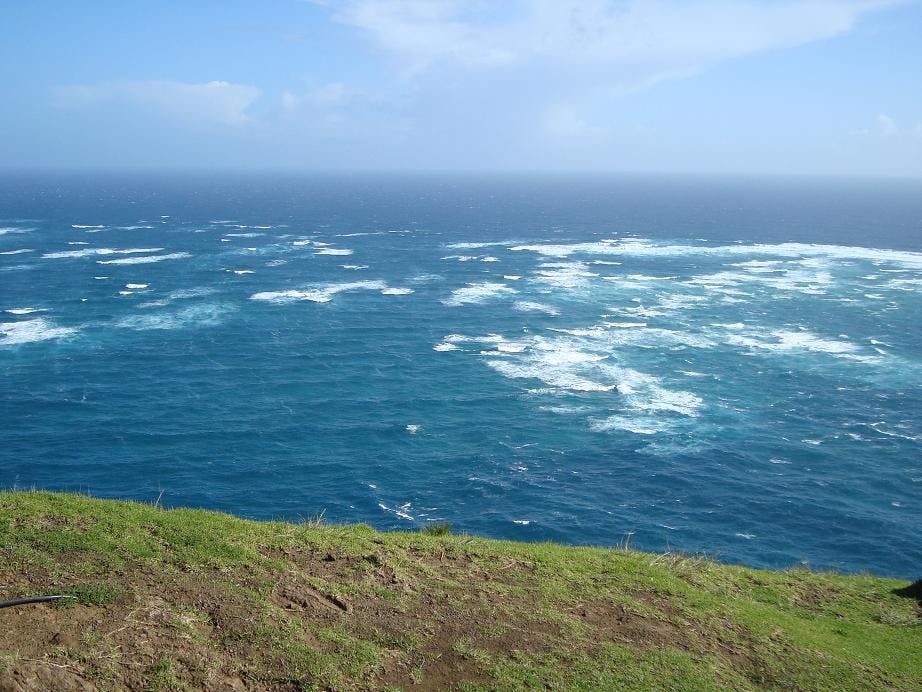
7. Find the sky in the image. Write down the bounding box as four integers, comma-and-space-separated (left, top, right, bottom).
1, 0, 921, 175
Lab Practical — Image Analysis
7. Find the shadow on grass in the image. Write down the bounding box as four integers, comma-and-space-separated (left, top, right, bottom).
892, 579, 922, 605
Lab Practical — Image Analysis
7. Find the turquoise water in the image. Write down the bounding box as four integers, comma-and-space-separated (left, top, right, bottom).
2, 173, 920, 577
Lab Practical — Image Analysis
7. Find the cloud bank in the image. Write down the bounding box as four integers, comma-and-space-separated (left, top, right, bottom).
53, 80, 260, 127
324, 0, 900, 90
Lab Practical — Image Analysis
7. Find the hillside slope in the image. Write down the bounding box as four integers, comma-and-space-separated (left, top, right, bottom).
0, 491, 919, 690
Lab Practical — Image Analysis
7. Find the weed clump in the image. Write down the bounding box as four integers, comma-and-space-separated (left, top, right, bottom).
420, 522, 452, 536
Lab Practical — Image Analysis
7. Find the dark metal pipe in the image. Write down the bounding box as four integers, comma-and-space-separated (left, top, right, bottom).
0, 595, 77, 609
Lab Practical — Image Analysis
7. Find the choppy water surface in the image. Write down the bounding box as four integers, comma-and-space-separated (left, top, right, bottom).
2, 173, 920, 576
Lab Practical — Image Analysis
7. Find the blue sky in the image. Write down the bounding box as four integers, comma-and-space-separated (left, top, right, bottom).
2, 0, 920, 175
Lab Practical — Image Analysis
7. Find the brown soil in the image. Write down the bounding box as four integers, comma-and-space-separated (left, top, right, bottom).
0, 543, 711, 691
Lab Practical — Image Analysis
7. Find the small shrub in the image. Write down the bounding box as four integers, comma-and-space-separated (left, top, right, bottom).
874, 609, 921, 627
420, 522, 452, 536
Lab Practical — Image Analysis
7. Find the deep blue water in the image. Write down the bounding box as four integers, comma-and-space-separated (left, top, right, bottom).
2, 172, 921, 578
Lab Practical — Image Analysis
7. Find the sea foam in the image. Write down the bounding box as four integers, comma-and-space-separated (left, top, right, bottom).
0, 318, 77, 346
97, 252, 191, 265
443, 282, 516, 306
42, 247, 163, 259
116, 304, 231, 331
251, 280, 389, 304
512, 237, 922, 269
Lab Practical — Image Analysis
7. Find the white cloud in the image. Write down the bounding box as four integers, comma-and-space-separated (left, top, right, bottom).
53, 80, 260, 126
281, 82, 361, 114
321, 0, 901, 89
851, 113, 921, 139
542, 105, 606, 138
877, 113, 897, 135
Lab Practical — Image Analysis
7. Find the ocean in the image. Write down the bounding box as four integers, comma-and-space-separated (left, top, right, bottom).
1, 172, 920, 577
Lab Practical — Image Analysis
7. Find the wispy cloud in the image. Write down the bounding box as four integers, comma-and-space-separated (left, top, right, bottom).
876, 113, 898, 135
850, 113, 920, 138
52, 80, 260, 126
320, 0, 901, 90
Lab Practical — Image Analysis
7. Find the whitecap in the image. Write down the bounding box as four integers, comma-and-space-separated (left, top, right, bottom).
71, 224, 104, 229
381, 287, 413, 295
531, 261, 598, 289
468, 328, 705, 417
446, 241, 515, 249
251, 280, 388, 304
486, 359, 615, 393
314, 248, 353, 256
116, 304, 231, 331
513, 301, 559, 315
43, 247, 162, 259
168, 287, 217, 300
513, 237, 922, 270
341, 264, 368, 270
725, 329, 858, 355
97, 252, 191, 265
541, 405, 591, 415
624, 274, 677, 281
0, 227, 34, 235
629, 386, 703, 415
589, 416, 667, 435
490, 340, 529, 354
125, 283, 148, 289
886, 278, 922, 291
443, 282, 516, 306
0, 318, 77, 345
406, 424, 420, 434
0, 248, 33, 255
5, 307, 48, 315
378, 502, 414, 521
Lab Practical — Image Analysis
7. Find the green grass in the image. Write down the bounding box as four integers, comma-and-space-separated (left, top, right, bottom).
0, 490, 918, 691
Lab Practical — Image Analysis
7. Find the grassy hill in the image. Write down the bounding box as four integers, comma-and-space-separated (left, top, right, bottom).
0, 491, 919, 690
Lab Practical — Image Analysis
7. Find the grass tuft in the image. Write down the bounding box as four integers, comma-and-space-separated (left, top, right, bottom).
420, 521, 452, 536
